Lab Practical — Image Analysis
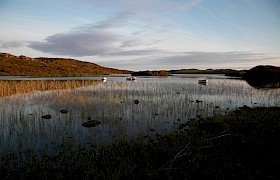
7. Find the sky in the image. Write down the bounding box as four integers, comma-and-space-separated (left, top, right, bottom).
0, 0, 280, 71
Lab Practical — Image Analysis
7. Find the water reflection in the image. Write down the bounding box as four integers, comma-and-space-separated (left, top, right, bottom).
0, 75, 279, 159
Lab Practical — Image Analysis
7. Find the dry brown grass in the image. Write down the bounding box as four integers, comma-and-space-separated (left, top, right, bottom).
0, 52, 132, 76
0, 80, 98, 97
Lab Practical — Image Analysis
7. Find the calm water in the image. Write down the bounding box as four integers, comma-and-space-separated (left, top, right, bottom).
0, 74, 279, 158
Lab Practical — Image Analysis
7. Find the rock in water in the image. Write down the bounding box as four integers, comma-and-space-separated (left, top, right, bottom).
41, 115, 51, 119
82, 120, 101, 127
60, 110, 68, 114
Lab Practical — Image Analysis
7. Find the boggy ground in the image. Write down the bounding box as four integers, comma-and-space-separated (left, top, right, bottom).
1, 107, 280, 179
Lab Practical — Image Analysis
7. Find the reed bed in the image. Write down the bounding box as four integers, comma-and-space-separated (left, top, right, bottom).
0, 80, 98, 97
0, 77, 279, 178
1, 107, 280, 179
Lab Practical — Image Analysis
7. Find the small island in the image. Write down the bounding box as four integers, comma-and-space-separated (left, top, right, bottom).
244, 65, 280, 88
131, 70, 169, 76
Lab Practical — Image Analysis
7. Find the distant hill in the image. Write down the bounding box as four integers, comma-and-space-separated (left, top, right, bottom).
131, 69, 246, 77
169, 69, 246, 77
0, 53, 132, 76
132, 70, 169, 76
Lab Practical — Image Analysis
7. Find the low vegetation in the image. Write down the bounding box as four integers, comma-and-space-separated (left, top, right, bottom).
169, 68, 246, 77
132, 70, 169, 76
244, 65, 280, 88
1, 107, 279, 179
0, 53, 132, 76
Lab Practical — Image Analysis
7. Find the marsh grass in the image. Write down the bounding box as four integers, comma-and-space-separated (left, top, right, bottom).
0, 79, 279, 159
1, 107, 279, 179
0, 78, 279, 179
0, 80, 98, 97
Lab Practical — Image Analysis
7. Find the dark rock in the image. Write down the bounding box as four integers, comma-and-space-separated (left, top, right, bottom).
60, 109, 68, 114
239, 105, 251, 110
179, 123, 188, 130
215, 106, 220, 108
134, 100, 139, 104
196, 100, 202, 103
82, 120, 101, 127
41, 115, 51, 119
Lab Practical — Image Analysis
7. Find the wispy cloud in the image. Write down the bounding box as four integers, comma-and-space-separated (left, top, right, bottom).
98, 51, 280, 71
26, 6, 168, 57
28, 30, 119, 56
153, 51, 280, 66
104, 49, 164, 57
10, 0, 202, 57
26, 10, 137, 56
74, 11, 135, 31
0, 41, 25, 48
86, 0, 201, 13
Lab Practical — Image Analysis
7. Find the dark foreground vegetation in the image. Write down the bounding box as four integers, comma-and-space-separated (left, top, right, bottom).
1, 107, 280, 179
0, 53, 132, 76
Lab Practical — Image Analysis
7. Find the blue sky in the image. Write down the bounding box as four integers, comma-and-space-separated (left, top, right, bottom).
0, 0, 279, 71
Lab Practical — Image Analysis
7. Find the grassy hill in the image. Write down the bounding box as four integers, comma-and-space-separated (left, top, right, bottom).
244, 65, 280, 88
0, 53, 132, 76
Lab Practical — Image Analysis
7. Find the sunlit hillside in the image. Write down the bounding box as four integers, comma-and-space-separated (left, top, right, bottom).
0, 53, 132, 76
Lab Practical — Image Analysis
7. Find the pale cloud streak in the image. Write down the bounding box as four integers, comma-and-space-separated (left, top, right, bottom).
98, 51, 280, 71
4, 0, 202, 57
28, 31, 120, 56
26, 3, 172, 57
75, 11, 135, 31
86, 0, 201, 13
0, 41, 25, 49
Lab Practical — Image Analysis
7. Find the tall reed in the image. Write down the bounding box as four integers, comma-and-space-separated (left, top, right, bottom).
0, 80, 98, 97
0, 78, 279, 167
